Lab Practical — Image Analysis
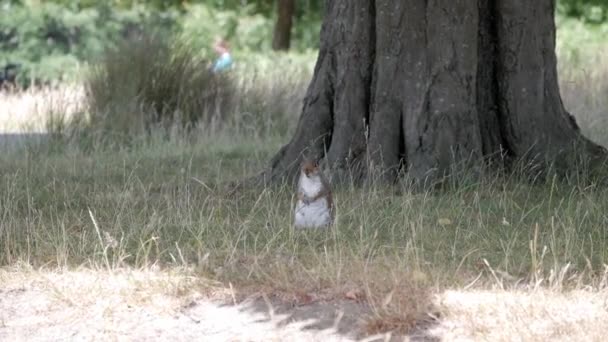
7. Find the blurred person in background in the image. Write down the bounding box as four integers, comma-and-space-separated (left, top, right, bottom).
211, 38, 233, 73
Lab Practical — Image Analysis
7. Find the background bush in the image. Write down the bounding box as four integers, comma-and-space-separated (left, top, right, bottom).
559, 0, 608, 22
83, 29, 312, 143
86, 32, 235, 140
0, 1, 181, 85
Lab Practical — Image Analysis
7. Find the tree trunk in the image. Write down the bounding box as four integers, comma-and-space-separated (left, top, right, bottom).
272, 0, 296, 51
262, 0, 606, 185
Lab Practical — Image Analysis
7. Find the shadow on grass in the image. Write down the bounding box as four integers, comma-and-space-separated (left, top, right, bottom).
218, 291, 441, 341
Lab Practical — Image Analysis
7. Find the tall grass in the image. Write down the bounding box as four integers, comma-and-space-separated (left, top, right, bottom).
81, 32, 311, 146
85, 33, 235, 139
559, 46, 608, 147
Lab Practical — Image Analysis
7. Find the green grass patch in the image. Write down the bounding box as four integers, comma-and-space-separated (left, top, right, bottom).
2, 133, 608, 290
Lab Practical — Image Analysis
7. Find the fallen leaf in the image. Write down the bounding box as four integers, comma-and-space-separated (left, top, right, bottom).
438, 218, 452, 226
295, 292, 316, 306
345, 289, 363, 301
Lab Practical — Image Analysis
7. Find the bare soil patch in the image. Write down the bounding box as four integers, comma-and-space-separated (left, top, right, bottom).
2, 268, 607, 341
0, 268, 369, 341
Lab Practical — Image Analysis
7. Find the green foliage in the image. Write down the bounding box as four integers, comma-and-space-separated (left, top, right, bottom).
179, 3, 273, 54
44, 0, 277, 12
11, 0, 607, 88
177, 1, 322, 54
0, 1, 179, 85
85, 32, 235, 140
291, 1, 322, 51
559, 0, 608, 23
556, 15, 608, 67
1, 0, 322, 84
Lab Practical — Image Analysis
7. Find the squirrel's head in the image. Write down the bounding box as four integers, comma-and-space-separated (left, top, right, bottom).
301, 159, 320, 178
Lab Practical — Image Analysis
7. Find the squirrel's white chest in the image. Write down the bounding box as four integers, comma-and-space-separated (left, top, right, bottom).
298, 174, 322, 196
294, 174, 332, 229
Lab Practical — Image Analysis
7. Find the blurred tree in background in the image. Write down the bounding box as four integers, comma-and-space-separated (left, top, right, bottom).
272, 0, 295, 50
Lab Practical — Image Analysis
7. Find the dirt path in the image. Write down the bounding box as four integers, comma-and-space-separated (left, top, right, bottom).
0, 268, 368, 341
2, 268, 608, 341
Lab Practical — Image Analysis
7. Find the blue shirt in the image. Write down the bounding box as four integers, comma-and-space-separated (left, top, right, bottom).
212, 53, 233, 72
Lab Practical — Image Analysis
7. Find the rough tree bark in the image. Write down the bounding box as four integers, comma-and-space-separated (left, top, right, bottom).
272, 0, 296, 51
262, 0, 606, 185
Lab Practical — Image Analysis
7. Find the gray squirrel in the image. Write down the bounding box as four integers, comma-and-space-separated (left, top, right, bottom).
294, 159, 335, 228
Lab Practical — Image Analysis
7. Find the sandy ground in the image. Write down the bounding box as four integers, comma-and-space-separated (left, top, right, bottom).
0, 268, 366, 342
431, 289, 608, 341
2, 268, 608, 341
0, 86, 84, 133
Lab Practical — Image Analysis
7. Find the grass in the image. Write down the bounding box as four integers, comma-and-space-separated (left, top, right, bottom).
2, 128, 608, 336
557, 15, 608, 148
556, 15, 608, 68
1, 21, 608, 339
3, 138, 608, 278
558, 46, 608, 147
66, 34, 310, 148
